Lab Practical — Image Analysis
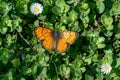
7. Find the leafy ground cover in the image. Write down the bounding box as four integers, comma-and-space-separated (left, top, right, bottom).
0, 0, 120, 80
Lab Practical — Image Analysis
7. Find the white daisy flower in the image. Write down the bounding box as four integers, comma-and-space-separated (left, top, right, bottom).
30, 3, 43, 15
101, 63, 112, 74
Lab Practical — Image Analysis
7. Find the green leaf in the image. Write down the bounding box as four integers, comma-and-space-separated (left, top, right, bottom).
104, 30, 113, 37
11, 58, 20, 68
31, 64, 37, 75
110, 1, 120, 15
102, 49, 113, 64
85, 74, 94, 80
34, 20, 39, 27
55, 0, 69, 14
79, 3, 90, 16
58, 64, 70, 76
81, 3, 89, 10
24, 54, 32, 63
52, 76, 61, 80
5, 20, 12, 27
5, 34, 12, 46
96, 2, 105, 13
80, 67, 86, 73
96, 73, 103, 80
60, 16, 68, 24
105, 75, 112, 80
52, 6, 62, 15
15, 0, 29, 14
84, 57, 91, 65
64, 4, 70, 13
40, 67, 47, 77
38, 13, 47, 20
25, 68, 32, 75
0, 27, 8, 34
20, 78, 26, 80
106, 25, 113, 31
113, 40, 120, 51
96, 37, 105, 49
3, 71, 13, 80
16, 26, 22, 32
0, 2, 11, 15
0, 48, 9, 64
37, 55, 48, 66
81, 15, 90, 26
91, 54, 98, 62
97, 37, 105, 43
55, 0, 65, 10
12, 20, 19, 28
115, 33, 120, 39
97, 43, 105, 49
115, 58, 120, 68
68, 10, 78, 21
101, 14, 113, 30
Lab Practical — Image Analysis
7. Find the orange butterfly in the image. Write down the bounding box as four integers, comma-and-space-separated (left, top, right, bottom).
34, 27, 78, 53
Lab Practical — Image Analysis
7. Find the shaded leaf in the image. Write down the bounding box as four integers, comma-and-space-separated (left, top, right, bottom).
11, 58, 20, 68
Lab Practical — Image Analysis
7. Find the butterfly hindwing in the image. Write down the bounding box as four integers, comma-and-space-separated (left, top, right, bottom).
34, 27, 55, 51
56, 31, 78, 53
56, 37, 68, 53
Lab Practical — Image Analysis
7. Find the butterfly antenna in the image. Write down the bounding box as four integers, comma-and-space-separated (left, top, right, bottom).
18, 32, 34, 51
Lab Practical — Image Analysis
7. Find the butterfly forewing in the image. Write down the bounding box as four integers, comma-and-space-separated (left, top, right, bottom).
34, 27, 55, 51
63, 31, 78, 44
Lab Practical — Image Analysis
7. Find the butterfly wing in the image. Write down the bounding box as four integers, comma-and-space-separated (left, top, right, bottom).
34, 27, 55, 51
56, 31, 78, 53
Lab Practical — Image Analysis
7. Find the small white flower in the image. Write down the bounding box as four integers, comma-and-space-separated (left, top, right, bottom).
30, 3, 43, 15
101, 63, 112, 74
61, 52, 66, 55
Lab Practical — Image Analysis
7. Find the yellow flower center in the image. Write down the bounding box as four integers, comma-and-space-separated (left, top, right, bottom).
105, 65, 109, 70
34, 7, 39, 12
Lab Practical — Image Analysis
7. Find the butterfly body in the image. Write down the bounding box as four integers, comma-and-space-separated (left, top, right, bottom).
34, 27, 78, 53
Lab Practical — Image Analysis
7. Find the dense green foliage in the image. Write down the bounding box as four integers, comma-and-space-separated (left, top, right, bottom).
0, 0, 120, 80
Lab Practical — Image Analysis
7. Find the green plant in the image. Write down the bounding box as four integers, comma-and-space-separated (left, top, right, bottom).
0, 0, 120, 79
